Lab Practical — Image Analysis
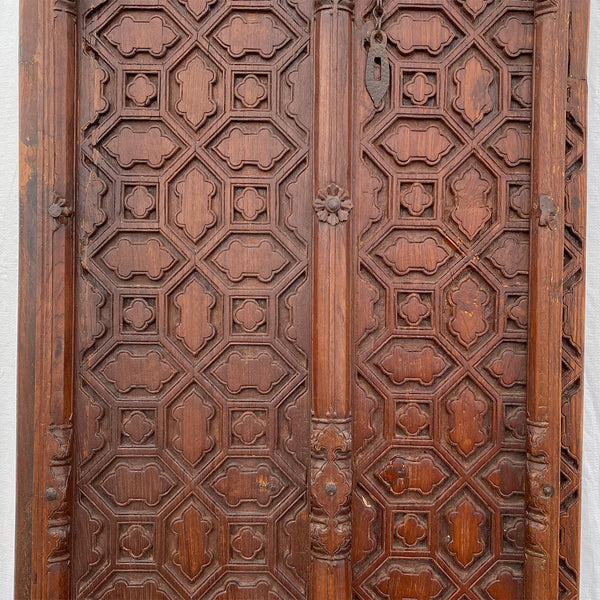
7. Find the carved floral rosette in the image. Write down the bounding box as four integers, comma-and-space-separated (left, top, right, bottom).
310, 417, 352, 559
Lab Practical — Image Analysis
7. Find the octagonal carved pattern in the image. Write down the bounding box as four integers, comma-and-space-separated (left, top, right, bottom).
74, 0, 313, 598
352, 0, 534, 598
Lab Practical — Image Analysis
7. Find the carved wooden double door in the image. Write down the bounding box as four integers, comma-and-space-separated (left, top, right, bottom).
54, 0, 585, 599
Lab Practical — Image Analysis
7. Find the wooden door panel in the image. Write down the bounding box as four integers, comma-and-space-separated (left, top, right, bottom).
16, 0, 589, 598
351, 2, 534, 598
73, 1, 313, 598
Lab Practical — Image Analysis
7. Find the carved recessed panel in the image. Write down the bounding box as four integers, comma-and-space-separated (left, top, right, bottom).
353, 0, 533, 594
101, 10, 182, 62
378, 119, 460, 172
366, 560, 455, 600
209, 120, 295, 177
168, 48, 223, 132
438, 490, 490, 574
373, 228, 456, 284
76, 0, 312, 595
386, 10, 461, 59
208, 233, 296, 288
94, 458, 177, 514
210, 10, 297, 63
100, 121, 181, 173
439, 379, 493, 466
204, 459, 291, 515
207, 343, 296, 400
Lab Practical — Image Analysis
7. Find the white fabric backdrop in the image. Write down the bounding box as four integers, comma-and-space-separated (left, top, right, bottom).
0, 0, 599, 596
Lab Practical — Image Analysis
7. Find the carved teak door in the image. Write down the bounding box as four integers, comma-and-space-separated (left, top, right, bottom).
44, 0, 585, 598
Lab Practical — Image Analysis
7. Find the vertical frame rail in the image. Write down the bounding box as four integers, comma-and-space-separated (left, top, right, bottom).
310, 0, 354, 597
558, 0, 590, 593
17, 0, 77, 598
526, 1, 569, 598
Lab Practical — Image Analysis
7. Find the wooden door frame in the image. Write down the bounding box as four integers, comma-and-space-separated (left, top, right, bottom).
16, 0, 589, 598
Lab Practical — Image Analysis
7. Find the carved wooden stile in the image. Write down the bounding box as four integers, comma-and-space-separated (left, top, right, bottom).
526, 0, 568, 597
311, 0, 354, 595
16, 0, 590, 598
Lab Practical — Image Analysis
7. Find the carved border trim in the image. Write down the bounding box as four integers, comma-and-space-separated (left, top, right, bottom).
17, 0, 77, 598
310, 417, 352, 560
525, 3, 571, 598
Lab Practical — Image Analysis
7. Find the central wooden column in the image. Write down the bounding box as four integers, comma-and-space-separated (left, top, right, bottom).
310, 0, 354, 597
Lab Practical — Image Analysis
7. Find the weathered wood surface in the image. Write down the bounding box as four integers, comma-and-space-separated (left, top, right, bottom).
15, 0, 589, 598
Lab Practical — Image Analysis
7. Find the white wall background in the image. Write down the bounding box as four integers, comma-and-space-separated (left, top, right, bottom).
0, 0, 20, 595
0, 0, 599, 597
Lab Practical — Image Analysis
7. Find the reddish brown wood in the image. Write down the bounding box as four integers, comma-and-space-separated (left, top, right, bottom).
525, 1, 569, 598
17, 1, 77, 599
351, 1, 543, 598
16, 0, 590, 598
310, 0, 354, 596
74, 0, 314, 599
559, 1, 589, 597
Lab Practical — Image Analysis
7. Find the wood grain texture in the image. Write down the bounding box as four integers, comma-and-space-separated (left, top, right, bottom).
525, 1, 569, 598
311, 0, 354, 596
352, 1, 537, 598
71, 0, 313, 598
15, 0, 590, 598
559, 1, 589, 597
17, 0, 77, 599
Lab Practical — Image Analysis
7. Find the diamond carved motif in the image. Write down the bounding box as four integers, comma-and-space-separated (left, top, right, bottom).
449, 167, 492, 240
455, 0, 494, 18
178, 0, 217, 19
173, 279, 216, 355
170, 504, 213, 580
447, 274, 490, 348
172, 391, 215, 466
446, 383, 488, 458
173, 167, 217, 243
445, 495, 486, 568
175, 55, 217, 130
453, 55, 494, 127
